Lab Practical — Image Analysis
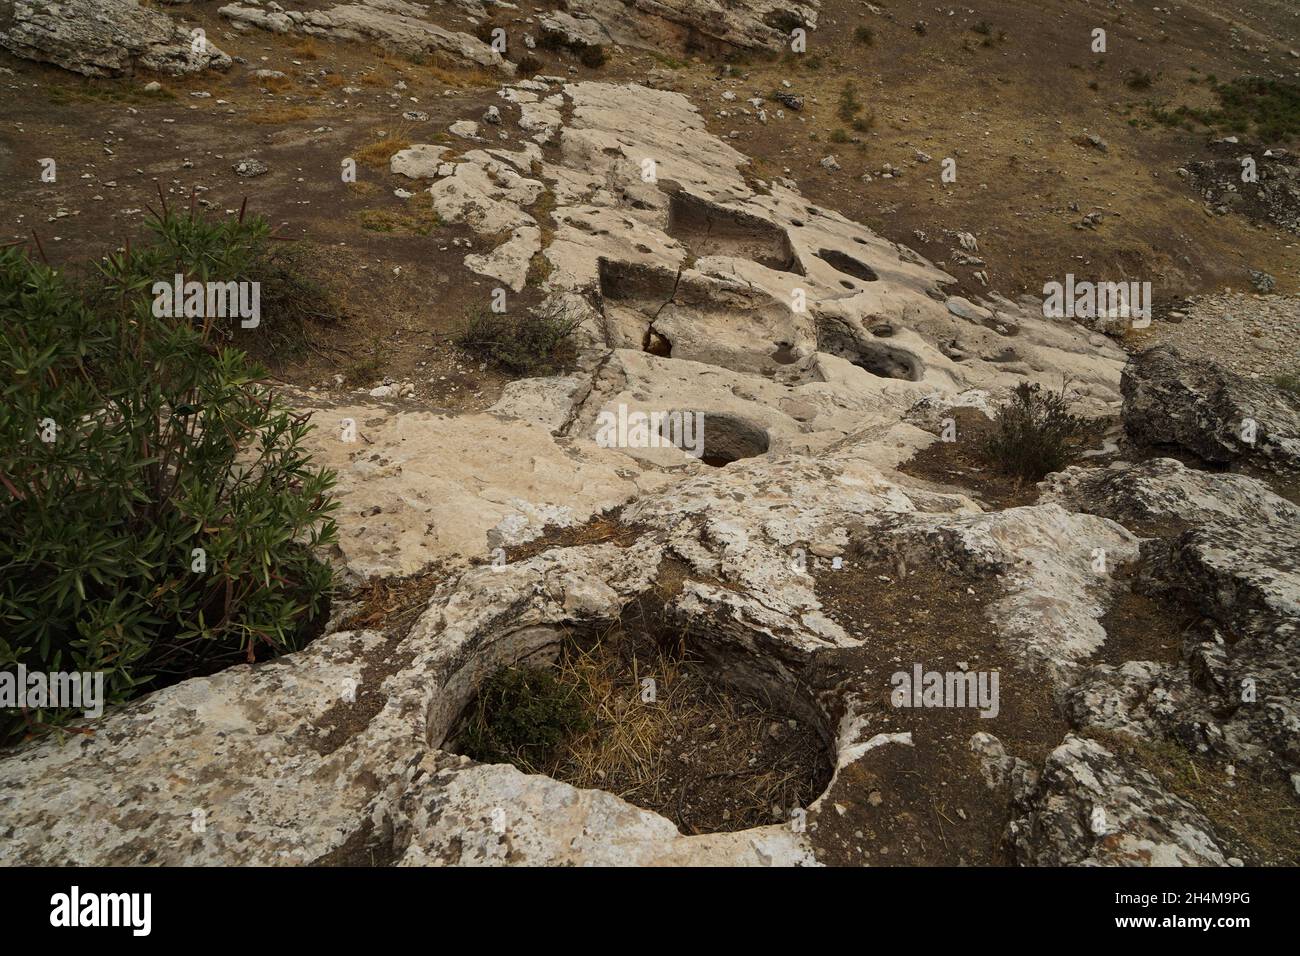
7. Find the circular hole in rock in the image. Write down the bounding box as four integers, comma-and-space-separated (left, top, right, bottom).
771, 343, 799, 365
816, 248, 879, 282
642, 327, 673, 357
446, 598, 834, 835
818, 323, 923, 381
659, 412, 770, 467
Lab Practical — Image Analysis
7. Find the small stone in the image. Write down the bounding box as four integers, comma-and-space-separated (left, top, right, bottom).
232, 158, 268, 178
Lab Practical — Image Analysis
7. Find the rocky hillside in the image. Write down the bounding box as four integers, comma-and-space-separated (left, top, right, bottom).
0, 0, 1297, 867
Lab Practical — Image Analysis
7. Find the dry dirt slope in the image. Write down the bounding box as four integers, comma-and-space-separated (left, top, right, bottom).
0, 0, 1297, 398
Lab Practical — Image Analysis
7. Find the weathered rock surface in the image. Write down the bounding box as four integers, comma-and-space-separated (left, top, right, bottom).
1044, 457, 1300, 774
0, 437, 1191, 866
218, 0, 513, 72
427, 78, 1125, 469
289, 391, 672, 580
1008, 735, 1227, 866
390, 144, 451, 180
1041, 456, 1299, 532
0, 55, 1294, 867
1122, 345, 1300, 472
567, 0, 819, 53
850, 503, 1140, 681
0, 0, 231, 77
536, 10, 612, 50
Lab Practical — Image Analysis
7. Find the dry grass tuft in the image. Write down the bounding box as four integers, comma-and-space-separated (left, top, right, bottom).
516, 611, 831, 834
249, 105, 319, 125
259, 74, 294, 94
355, 193, 442, 234
354, 122, 416, 168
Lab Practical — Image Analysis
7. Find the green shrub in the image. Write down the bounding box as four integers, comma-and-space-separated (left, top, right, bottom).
981, 382, 1087, 481
837, 81, 863, 124
1144, 77, 1299, 143
853, 26, 874, 46
1212, 77, 1300, 142
456, 300, 581, 375
1273, 372, 1300, 396
0, 208, 338, 745
579, 45, 608, 69
1125, 69, 1154, 91
456, 665, 589, 771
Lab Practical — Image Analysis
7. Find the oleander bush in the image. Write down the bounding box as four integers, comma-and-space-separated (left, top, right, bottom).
0, 207, 338, 746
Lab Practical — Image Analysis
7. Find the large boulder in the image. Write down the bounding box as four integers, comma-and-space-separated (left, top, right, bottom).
1121, 345, 1300, 472
566, 0, 819, 53
218, 1, 513, 72
0, 0, 231, 76
1044, 457, 1300, 774
1008, 735, 1227, 866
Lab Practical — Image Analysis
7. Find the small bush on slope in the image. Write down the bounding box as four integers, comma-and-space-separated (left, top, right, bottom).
981, 382, 1087, 481
456, 300, 581, 375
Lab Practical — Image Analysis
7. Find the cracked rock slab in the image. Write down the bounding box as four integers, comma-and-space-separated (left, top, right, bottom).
1008, 735, 1227, 866
1, 0, 232, 77
290, 393, 669, 579
1122, 345, 1300, 472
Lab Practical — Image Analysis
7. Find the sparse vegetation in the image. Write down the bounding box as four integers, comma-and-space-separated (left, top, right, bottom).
292, 37, 320, 60
246, 241, 346, 361
451, 613, 833, 834
832, 81, 874, 135
258, 73, 294, 94
354, 124, 415, 168
48, 81, 174, 105
579, 45, 609, 69
1125, 69, 1155, 91
456, 665, 590, 770
456, 300, 582, 375
853, 26, 875, 46
342, 348, 386, 387
356, 194, 442, 235
1147, 77, 1300, 141
1273, 372, 1300, 396
1213, 77, 1300, 141
651, 51, 687, 70
837, 80, 862, 124
250, 106, 319, 126
981, 382, 1088, 481
1092, 730, 1300, 866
